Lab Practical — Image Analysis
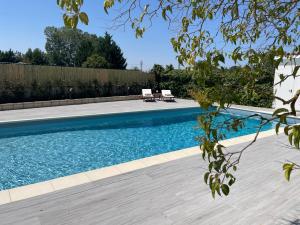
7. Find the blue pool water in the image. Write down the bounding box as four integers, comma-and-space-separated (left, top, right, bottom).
0, 107, 275, 190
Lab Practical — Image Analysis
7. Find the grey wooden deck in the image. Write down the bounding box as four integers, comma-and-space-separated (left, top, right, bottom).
1, 134, 300, 225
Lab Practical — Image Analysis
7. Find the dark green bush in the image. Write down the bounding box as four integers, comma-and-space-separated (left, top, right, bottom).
159, 69, 194, 98
0, 78, 155, 104
12, 83, 25, 101
153, 62, 274, 108
1, 81, 15, 103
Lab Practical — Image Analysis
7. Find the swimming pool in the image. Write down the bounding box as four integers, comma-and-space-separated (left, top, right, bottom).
0, 107, 275, 190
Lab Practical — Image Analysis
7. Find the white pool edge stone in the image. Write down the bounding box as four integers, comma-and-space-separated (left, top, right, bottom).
0, 128, 281, 206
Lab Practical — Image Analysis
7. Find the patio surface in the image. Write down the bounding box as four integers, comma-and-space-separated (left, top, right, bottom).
1, 134, 300, 225
0, 99, 199, 123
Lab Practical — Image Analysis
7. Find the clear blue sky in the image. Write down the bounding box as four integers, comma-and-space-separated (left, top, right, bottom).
0, 0, 179, 70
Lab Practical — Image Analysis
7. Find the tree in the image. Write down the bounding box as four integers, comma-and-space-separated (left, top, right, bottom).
97, 32, 127, 69
0, 49, 21, 63
82, 54, 109, 68
24, 48, 48, 65
45, 26, 86, 66
44, 27, 126, 69
57, 0, 300, 197
75, 33, 98, 66
165, 64, 174, 73
23, 48, 33, 63
131, 66, 139, 71
160, 67, 194, 98
151, 64, 165, 84
45, 26, 98, 67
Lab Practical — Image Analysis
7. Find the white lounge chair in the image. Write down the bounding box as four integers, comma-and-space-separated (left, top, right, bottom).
142, 89, 155, 101
161, 90, 175, 101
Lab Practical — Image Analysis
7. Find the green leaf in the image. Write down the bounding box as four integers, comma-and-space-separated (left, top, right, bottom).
79, 12, 89, 25
71, 16, 79, 28
63, 14, 72, 27
288, 133, 293, 145
283, 163, 294, 181
208, 162, 213, 172
221, 184, 230, 196
58, 0, 65, 9
215, 183, 221, 196
272, 108, 289, 116
217, 144, 224, 155
103, 0, 115, 14
231, 1, 239, 19
275, 123, 280, 134
284, 126, 290, 135
228, 178, 235, 186
162, 8, 167, 20
212, 129, 217, 140
279, 73, 285, 81
204, 172, 210, 184
72, 1, 79, 13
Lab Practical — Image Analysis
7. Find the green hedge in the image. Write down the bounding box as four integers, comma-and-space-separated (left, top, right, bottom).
158, 70, 194, 98
155, 65, 274, 108
0, 79, 154, 103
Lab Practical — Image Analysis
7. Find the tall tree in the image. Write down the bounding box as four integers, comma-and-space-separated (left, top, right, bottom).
44, 27, 126, 69
97, 32, 127, 69
23, 48, 33, 63
24, 48, 48, 65
150, 64, 165, 85
75, 33, 98, 66
0, 49, 21, 63
165, 64, 174, 73
45, 26, 93, 66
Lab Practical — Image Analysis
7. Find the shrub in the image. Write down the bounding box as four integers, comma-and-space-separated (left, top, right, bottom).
82, 54, 109, 69
0, 77, 155, 103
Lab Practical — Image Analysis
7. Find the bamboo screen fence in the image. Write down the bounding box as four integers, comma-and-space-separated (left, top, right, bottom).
0, 64, 154, 87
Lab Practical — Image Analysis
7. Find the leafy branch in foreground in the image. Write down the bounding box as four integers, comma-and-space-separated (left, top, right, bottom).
196, 87, 300, 198
57, 0, 89, 27
57, 0, 300, 197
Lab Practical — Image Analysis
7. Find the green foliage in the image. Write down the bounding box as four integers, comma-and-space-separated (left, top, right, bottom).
0, 49, 22, 63
82, 54, 109, 68
283, 163, 294, 181
0, 80, 26, 103
24, 48, 49, 65
57, 0, 88, 28
44, 27, 126, 69
152, 61, 274, 107
151, 64, 165, 85
211, 66, 274, 108
45, 26, 94, 66
75, 34, 98, 66
0, 79, 154, 103
97, 32, 127, 69
150, 64, 194, 98
160, 69, 194, 98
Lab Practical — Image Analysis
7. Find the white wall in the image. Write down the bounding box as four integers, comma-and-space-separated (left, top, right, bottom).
273, 56, 300, 110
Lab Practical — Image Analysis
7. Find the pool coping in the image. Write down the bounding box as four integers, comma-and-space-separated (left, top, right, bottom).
0, 105, 200, 125
0, 103, 294, 125
0, 128, 281, 206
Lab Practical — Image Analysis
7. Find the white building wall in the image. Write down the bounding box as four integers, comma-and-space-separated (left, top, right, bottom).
273, 56, 300, 110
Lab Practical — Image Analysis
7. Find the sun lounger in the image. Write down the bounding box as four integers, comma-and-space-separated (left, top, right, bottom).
161, 90, 175, 101
142, 89, 155, 101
